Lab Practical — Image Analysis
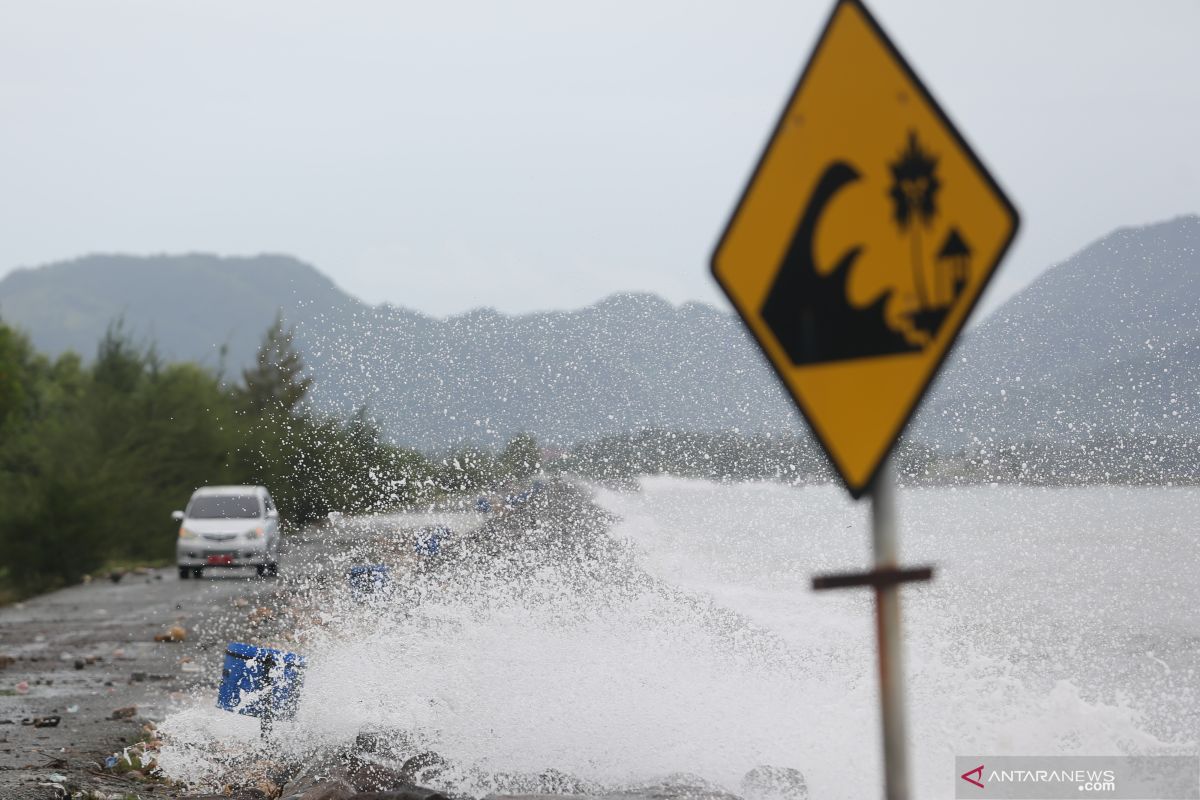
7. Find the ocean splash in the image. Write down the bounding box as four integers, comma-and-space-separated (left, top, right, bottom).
158, 479, 1194, 799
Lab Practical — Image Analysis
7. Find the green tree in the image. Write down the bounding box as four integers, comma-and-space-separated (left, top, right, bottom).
238, 312, 312, 414
0, 321, 29, 431
500, 434, 541, 482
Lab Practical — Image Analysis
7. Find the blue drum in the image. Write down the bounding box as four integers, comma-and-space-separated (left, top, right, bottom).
348, 564, 391, 601
413, 527, 448, 558
217, 642, 306, 719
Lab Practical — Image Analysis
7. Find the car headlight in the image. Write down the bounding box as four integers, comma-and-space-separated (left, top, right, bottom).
245, 527, 265, 540
178, 527, 197, 540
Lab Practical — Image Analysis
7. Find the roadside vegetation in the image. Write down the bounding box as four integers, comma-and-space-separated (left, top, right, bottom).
0, 314, 539, 600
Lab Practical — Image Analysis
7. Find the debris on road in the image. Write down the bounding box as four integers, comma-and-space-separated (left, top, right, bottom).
109, 706, 137, 720
21, 715, 61, 728
154, 624, 188, 642
14, 680, 29, 694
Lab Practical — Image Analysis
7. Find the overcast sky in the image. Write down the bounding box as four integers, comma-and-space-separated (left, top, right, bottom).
1, 0, 1196, 318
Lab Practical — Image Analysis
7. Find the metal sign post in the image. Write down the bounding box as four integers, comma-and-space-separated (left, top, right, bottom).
812, 458, 932, 800
870, 458, 910, 800
707, 1, 1017, 796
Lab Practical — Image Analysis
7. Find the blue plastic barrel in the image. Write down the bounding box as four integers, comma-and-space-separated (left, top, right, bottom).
348, 564, 391, 601
217, 642, 306, 719
413, 527, 447, 557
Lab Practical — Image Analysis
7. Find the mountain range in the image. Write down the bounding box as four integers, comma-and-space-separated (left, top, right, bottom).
0, 214, 1195, 452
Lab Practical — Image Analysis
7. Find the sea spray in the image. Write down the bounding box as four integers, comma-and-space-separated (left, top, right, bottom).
159, 480, 1193, 799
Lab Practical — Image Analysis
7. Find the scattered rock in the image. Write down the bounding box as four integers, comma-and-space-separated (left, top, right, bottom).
73, 658, 86, 670
620, 774, 744, 800
131, 671, 147, 682
741, 765, 809, 800
232, 789, 271, 800
281, 777, 357, 800
356, 790, 450, 800
109, 571, 124, 583
537, 767, 594, 794
109, 706, 137, 720
399, 751, 448, 785
255, 780, 280, 797
348, 761, 409, 792
0, 655, 15, 669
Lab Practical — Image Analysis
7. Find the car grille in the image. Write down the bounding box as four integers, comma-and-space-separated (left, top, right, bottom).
203, 533, 237, 542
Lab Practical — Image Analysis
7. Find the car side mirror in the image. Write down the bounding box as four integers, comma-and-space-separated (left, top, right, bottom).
171, 510, 185, 522
266, 509, 279, 519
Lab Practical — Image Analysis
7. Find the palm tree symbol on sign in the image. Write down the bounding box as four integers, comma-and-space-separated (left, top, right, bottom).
888, 130, 971, 339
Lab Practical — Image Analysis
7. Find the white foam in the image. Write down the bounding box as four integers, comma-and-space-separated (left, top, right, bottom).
159, 479, 1198, 798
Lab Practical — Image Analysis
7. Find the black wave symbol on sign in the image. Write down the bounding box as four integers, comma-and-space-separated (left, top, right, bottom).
761, 161, 920, 365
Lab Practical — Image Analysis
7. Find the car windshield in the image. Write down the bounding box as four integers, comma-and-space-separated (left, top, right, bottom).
187, 495, 260, 519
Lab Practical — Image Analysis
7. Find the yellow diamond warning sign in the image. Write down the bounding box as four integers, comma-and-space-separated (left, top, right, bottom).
711, 0, 1018, 498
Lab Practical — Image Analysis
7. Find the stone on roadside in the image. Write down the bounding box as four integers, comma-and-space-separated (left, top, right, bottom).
109, 705, 137, 720
399, 751, 447, 785
741, 766, 808, 800
348, 761, 410, 792
280, 777, 357, 800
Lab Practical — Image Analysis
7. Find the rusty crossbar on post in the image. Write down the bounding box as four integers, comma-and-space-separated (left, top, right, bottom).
812, 566, 933, 591
811, 458, 931, 800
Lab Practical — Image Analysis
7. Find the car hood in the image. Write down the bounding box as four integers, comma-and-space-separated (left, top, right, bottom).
181, 518, 263, 535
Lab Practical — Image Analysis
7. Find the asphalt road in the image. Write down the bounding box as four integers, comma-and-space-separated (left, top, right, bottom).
0, 506, 479, 800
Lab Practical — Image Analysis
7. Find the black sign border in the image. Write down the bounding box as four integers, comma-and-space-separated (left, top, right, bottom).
709, 0, 1020, 499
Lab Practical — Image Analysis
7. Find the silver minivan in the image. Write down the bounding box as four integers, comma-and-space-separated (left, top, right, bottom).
173, 485, 280, 579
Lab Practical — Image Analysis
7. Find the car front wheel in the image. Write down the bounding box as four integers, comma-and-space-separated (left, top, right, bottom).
179, 566, 190, 580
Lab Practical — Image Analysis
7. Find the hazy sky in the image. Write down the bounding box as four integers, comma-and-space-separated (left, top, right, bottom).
1, 1, 1196, 318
